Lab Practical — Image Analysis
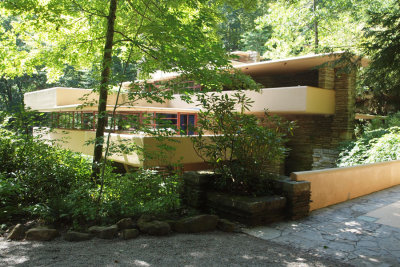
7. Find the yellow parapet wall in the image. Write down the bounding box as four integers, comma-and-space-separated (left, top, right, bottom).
34, 128, 208, 168
25, 86, 335, 115
170, 86, 335, 115
291, 160, 400, 211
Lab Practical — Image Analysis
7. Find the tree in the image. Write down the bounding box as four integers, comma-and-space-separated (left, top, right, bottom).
1, 0, 256, 179
217, 1, 271, 53
257, 0, 370, 59
360, 0, 400, 114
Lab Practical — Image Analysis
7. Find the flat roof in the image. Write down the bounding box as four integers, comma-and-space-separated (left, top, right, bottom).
235, 52, 368, 76
129, 52, 368, 84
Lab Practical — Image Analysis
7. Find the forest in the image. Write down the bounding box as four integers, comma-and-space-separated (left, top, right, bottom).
0, 0, 400, 229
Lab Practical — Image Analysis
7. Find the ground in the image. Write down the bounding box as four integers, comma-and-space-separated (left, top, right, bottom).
244, 185, 400, 266
1, 232, 342, 266
1, 185, 400, 266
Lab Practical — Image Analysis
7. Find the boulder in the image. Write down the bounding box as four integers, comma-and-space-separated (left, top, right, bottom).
88, 225, 118, 239
121, 229, 139, 240
173, 214, 218, 233
7, 224, 26, 241
137, 215, 155, 227
64, 231, 92, 242
116, 218, 134, 230
25, 228, 58, 241
217, 219, 236, 232
139, 222, 170, 236
88, 226, 104, 235
137, 215, 170, 236
99, 225, 118, 239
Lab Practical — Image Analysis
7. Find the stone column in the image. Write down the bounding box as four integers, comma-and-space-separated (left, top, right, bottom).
182, 171, 214, 209
332, 70, 357, 144
318, 67, 335, 89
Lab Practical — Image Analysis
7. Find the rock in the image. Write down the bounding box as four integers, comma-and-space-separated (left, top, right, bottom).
88, 226, 104, 235
25, 228, 58, 241
217, 219, 235, 232
137, 215, 155, 227
64, 231, 92, 242
88, 225, 118, 239
137, 215, 170, 236
116, 218, 134, 230
121, 229, 139, 240
139, 221, 170, 236
173, 214, 218, 233
7, 224, 26, 241
99, 225, 118, 239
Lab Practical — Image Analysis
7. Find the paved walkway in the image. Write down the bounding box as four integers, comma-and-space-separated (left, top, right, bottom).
243, 185, 400, 266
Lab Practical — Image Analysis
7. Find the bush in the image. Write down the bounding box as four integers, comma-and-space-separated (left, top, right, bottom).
338, 126, 400, 167
0, 125, 182, 225
0, 127, 93, 223
193, 92, 294, 195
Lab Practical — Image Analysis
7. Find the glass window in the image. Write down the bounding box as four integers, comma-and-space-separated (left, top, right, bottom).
180, 113, 196, 135
156, 113, 177, 130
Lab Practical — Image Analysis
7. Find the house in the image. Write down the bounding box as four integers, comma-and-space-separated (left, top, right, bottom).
24, 52, 366, 174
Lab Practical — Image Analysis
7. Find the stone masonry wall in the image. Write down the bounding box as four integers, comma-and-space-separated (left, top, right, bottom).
312, 148, 339, 170
282, 114, 336, 173
279, 67, 356, 173
183, 171, 311, 224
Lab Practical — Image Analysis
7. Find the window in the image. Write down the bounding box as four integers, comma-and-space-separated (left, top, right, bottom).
179, 113, 196, 135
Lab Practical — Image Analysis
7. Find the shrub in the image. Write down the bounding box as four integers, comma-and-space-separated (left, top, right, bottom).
338, 127, 400, 167
0, 125, 182, 225
192, 92, 294, 195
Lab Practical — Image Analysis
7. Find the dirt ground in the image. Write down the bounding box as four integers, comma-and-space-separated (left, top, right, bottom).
0, 231, 349, 267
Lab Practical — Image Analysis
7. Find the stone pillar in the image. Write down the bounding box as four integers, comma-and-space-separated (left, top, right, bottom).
332, 70, 357, 145
318, 67, 335, 89
272, 178, 311, 220
182, 171, 214, 209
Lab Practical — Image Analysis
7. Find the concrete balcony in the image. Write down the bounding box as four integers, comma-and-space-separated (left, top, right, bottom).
25, 86, 335, 115
171, 86, 335, 115
35, 128, 206, 169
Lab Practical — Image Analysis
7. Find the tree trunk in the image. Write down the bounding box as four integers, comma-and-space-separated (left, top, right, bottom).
92, 0, 118, 180
313, 0, 319, 51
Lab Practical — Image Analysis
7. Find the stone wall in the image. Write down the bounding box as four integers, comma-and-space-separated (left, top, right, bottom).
271, 68, 356, 173
182, 171, 311, 225
282, 114, 335, 173
312, 148, 339, 170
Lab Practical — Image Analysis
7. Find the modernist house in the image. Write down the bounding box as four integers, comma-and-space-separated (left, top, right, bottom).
24, 52, 365, 174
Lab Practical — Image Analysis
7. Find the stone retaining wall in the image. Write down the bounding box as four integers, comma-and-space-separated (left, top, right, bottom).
182, 171, 311, 225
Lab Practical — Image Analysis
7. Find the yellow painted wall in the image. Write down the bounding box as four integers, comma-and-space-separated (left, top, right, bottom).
306, 87, 335, 114
291, 160, 400, 211
34, 128, 207, 167
26, 86, 335, 115
169, 86, 335, 115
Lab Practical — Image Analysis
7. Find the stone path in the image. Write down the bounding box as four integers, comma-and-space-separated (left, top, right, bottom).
243, 185, 400, 267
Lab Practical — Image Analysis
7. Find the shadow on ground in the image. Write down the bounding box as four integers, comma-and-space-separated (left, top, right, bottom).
1, 232, 345, 266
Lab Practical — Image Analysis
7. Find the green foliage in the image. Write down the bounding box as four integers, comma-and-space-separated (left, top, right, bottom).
193, 92, 294, 195
338, 112, 400, 167
259, 0, 369, 59
360, 0, 400, 114
0, 112, 182, 225
217, 1, 271, 53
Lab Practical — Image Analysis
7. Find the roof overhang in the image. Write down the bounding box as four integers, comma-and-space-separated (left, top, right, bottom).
235, 52, 369, 76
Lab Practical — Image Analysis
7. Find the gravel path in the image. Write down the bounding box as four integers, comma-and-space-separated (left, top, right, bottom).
0, 232, 346, 266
